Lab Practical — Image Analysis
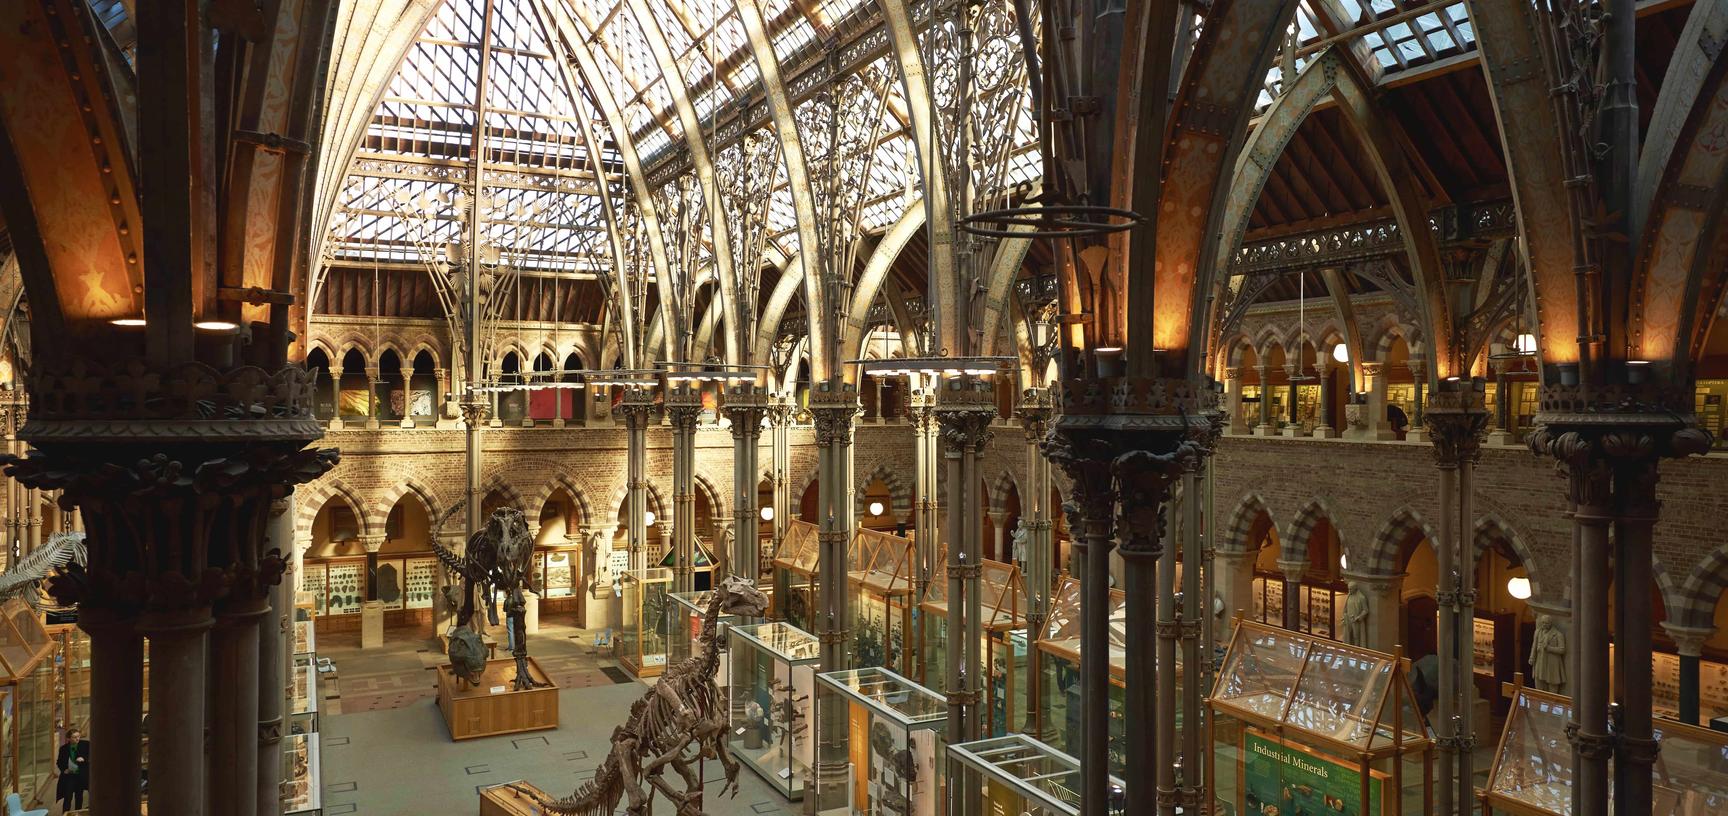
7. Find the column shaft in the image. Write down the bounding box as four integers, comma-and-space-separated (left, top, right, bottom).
1181, 465, 1205, 806
1435, 458, 1458, 816
145, 609, 215, 816
1457, 455, 1478, 812
84, 611, 145, 815
1575, 508, 1611, 816
211, 603, 265, 816
1614, 468, 1656, 816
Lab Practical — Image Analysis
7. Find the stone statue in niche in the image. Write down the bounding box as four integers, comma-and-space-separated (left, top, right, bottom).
1340, 584, 1370, 646
1530, 614, 1567, 693
1010, 520, 1029, 567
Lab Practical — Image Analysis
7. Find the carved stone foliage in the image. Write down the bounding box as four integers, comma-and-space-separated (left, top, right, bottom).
1425, 388, 1490, 467
1112, 441, 1201, 557
810, 402, 859, 446
1527, 389, 1714, 512
1055, 375, 1218, 426
23, 357, 324, 443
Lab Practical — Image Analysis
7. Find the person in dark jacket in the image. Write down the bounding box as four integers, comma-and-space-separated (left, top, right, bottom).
55, 728, 89, 812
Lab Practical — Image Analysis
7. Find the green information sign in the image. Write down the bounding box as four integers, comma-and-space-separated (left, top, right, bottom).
1243, 732, 1382, 816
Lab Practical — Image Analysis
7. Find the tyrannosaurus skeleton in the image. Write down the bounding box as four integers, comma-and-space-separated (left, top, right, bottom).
432, 507, 543, 691
511, 575, 771, 815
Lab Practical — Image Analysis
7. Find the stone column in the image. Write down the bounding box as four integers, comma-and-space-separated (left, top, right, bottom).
617, 391, 657, 573
1223, 368, 1247, 435
1662, 623, 1714, 725
1405, 360, 1427, 443
1487, 362, 1514, 446
666, 386, 703, 593
1277, 559, 1307, 631
910, 387, 942, 612
329, 366, 345, 430
1116, 450, 1188, 816
1255, 365, 1275, 435
769, 400, 794, 559
432, 370, 448, 428
1314, 361, 1338, 438
364, 365, 382, 429
1529, 402, 1710, 816
80, 607, 144, 815
1342, 571, 1405, 653
360, 534, 387, 649
259, 498, 294, 816
809, 385, 859, 813
724, 386, 769, 587
1015, 391, 1054, 735
146, 606, 216, 816
1358, 361, 1395, 440
1282, 365, 1301, 437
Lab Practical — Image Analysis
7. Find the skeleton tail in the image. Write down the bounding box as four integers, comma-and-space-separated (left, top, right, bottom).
505, 750, 626, 816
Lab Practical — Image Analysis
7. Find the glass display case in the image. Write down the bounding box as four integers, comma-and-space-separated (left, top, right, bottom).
290, 653, 319, 735
532, 546, 580, 599
918, 558, 1029, 737
616, 567, 675, 678
668, 589, 739, 674
728, 621, 823, 799
1209, 621, 1432, 816
814, 666, 947, 816
659, 536, 720, 591
293, 603, 316, 658
0, 600, 55, 803
46, 624, 90, 746
849, 528, 917, 674
773, 520, 821, 629
1035, 577, 1128, 774
282, 731, 323, 815
1481, 682, 1728, 816
950, 733, 1127, 816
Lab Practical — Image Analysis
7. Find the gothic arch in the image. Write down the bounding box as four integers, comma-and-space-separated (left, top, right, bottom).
374, 480, 448, 538
857, 464, 914, 519
1218, 493, 1277, 555
1472, 514, 1545, 601
295, 479, 375, 539
1281, 498, 1340, 567
987, 471, 1019, 519
1675, 540, 1728, 629
692, 472, 729, 526
1363, 506, 1437, 576
526, 475, 596, 532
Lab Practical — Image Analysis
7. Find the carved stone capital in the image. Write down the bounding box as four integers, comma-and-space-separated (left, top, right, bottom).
664, 389, 703, 433
359, 535, 387, 554
458, 399, 490, 427
1054, 373, 1217, 422
723, 388, 769, 440
615, 392, 659, 430
1425, 385, 1489, 466
1043, 428, 1118, 544
1662, 622, 1715, 657
1527, 405, 1710, 515
1113, 439, 1199, 557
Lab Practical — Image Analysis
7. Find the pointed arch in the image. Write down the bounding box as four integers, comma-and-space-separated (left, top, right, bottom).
295, 479, 375, 539
1282, 498, 1341, 567
858, 464, 915, 520
1219, 493, 1277, 555
373, 480, 448, 538
1364, 506, 1436, 576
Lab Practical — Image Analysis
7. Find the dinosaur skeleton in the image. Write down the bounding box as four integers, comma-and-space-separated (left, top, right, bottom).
511, 575, 770, 816
0, 531, 86, 608
432, 507, 543, 691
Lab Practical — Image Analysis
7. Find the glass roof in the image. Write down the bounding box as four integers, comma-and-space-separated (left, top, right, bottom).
1256, 0, 1478, 110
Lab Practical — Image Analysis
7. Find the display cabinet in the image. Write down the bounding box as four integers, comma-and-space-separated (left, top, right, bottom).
950, 734, 1126, 816
1209, 621, 1432, 816
290, 653, 319, 735
1035, 577, 1128, 774
814, 666, 947, 816
668, 589, 739, 674
729, 621, 823, 800
282, 731, 323, 815
658, 536, 720, 591
616, 567, 675, 678
772, 520, 821, 629
293, 604, 316, 658
46, 624, 90, 746
0, 599, 56, 802
1250, 573, 1345, 639
918, 558, 1028, 737
849, 528, 917, 674
532, 546, 581, 600
1481, 681, 1728, 816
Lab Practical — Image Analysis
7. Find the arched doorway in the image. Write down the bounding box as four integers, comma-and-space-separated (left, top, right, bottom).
534, 486, 587, 624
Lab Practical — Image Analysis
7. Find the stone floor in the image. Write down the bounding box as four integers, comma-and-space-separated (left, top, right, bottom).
315, 623, 798, 816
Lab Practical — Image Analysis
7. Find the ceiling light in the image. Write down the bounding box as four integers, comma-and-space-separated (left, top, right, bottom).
111, 318, 147, 327
194, 320, 240, 332
1515, 334, 1537, 355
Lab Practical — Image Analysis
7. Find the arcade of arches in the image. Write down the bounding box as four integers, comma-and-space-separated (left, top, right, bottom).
3, 1, 1728, 815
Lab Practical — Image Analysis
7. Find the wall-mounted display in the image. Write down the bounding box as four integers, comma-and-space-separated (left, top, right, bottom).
404, 557, 438, 610
1209, 621, 1432, 816
729, 622, 822, 800
304, 567, 329, 617
814, 666, 946, 816
325, 562, 364, 615
538, 549, 576, 598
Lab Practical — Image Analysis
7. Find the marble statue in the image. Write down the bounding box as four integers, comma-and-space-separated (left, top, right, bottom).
1010, 520, 1030, 566
1530, 614, 1567, 693
1341, 584, 1371, 646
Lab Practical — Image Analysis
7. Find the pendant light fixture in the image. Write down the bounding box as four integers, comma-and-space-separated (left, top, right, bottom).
1291, 271, 1320, 384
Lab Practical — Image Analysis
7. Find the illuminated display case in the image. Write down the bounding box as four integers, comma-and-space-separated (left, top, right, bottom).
616, 567, 675, 678
667, 589, 738, 675
1209, 621, 1432, 816
46, 624, 90, 751
729, 621, 823, 800
1250, 573, 1344, 639
658, 536, 719, 591
950, 734, 1126, 816
1035, 577, 1128, 775
849, 528, 917, 674
814, 666, 947, 816
919, 559, 1028, 737
283, 731, 323, 815
532, 546, 580, 599
0, 601, 56, 805
772, 520, 821, 630
1481, 682, 1728, 816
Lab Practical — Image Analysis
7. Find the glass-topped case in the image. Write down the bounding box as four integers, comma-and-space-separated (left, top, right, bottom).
919, 559, 1028, 737
1209, 621, 1432, 816
729, 621, 823, 800
1036, 577, 1129, 774
1482, 682, 1728, 815
668, 590, 737, 676
283, 731, 322, 815
616, 567, 674, 679
849, 528, 917, 674
950, 734, 1127, 816
772, 520, 821, 630
46, 624, 90, 752
0, 599, 56, 801
814, 666, 947, 816
658, 536, 720, 591
290, 652, 319, 735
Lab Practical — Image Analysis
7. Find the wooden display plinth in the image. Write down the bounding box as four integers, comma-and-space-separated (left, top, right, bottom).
436, 657, 559, 741
479, 781, 552, 815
